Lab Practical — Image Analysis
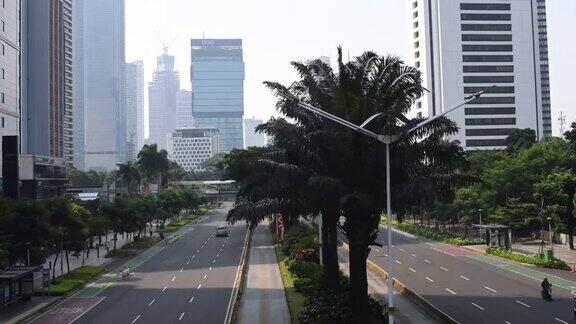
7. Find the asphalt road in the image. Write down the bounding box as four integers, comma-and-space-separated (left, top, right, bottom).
369, 227, 576, 324
32, 203, 247, 324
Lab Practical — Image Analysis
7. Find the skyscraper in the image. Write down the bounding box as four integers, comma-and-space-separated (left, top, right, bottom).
148, 51, 180, 150
176, 90, 193, 128
125, 61, 144, 161
191, 39, 244, 152
0, 0, 21, 181
410, 0, 551, 149
22, 0, 74, 163
244, 117, 265, 148
73, 0, 126, 170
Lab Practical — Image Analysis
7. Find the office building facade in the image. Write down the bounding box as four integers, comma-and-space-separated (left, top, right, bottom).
148, 52, 180, 150
244, 117, 265, 148
125, 60, 144, 161
0, 0, 21, 181
73, 0, 126, 170
191, 39, 244, 152
177, 90, 193, 128
22, 0, 74, 163
410, 0, 551, 149
167, 127, 219, 172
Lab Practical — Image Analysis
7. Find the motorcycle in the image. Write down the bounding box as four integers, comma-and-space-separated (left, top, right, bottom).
542, 286, 552, 301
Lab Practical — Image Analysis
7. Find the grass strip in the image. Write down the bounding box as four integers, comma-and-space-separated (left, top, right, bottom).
390, 219, 484, 246
486, 247, 570, 270
274, 245, 305, 324
35, 265, 105, 296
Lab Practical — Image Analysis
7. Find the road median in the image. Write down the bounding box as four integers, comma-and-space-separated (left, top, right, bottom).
224, 225, 252, 324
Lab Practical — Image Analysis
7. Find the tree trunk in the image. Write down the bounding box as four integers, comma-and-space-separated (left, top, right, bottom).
567, 195, 575, 250
52, 251, 60, 280
113, 232, 118, 250
65, 250, 70, 274
321, 209, 339, 291
348, 233, 369, 323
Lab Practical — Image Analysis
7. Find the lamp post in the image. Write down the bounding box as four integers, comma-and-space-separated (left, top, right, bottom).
478, 208, 483, 225
279, 89, 486, 324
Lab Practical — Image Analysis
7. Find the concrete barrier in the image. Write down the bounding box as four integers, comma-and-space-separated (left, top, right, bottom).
224, 226, 252, 324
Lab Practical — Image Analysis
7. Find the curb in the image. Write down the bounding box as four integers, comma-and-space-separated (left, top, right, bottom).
340, 242, 458, 324
224, 226, 252, 324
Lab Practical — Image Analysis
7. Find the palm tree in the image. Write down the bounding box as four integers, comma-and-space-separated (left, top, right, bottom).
137, 144, 170, 193
117, 161, 141, 195
265, 48, 466, 321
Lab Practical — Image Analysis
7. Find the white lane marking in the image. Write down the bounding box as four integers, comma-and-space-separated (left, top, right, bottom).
186, 261, 190, 265
162, 286, 167, 292
555, 318, 568, 324
395, 260, 402, 265
445, 288, 457, 295
132, 315, 141, 323
431, 246, 456, 256
410, 253, 416, 257
203, 274, 207, 280
180, 268, 184, 272
213, 259, 216, 264
209, 266, 212, 271
197, 284, 202, 289
189, 296, 195, 303
171, 276, 176, 281
219, 248, 223, 252
196, 250, 200, 253
217, 253, 220, 257
440, 267, 449, 272
399, 248, 405, 252
515, 300, 530, 308
425, 277, 434, 283
178, 312, 185, 321
505, 321, 511, 324
424, 259, 431, 264
471, 302, 485, 311
409, 268, 416, 273
460, 275, 470, 281
148, 299, 155, 306
485, 286, 497, 293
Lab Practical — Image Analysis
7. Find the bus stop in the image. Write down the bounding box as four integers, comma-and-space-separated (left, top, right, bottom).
473, 224, 512, 250
0, 266, 42, 309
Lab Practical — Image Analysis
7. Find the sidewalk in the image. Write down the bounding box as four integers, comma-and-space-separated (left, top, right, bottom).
513, 239, 576, 266
337, 245, 438, 324
237, 220, 290, 324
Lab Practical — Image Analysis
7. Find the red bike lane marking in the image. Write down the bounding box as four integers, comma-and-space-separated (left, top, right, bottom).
31, 297, 104, 324
441, 245, 478, 257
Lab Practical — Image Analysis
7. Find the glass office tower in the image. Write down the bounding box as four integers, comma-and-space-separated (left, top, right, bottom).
191, 39, 244, 152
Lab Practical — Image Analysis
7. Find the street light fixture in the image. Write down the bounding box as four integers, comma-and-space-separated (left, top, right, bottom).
279, 89, 487, 323
547, 217, 553, 253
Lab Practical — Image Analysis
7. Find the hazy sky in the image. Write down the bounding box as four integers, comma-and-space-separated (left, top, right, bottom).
126, 0, 576, 137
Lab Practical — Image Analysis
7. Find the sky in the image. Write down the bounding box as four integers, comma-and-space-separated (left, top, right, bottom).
125, 0, 576, 138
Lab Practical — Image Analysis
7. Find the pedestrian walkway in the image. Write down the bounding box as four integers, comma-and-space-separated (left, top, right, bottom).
237, 220, 290, 324
514, 239, 576, 268
337, 245, 438, 324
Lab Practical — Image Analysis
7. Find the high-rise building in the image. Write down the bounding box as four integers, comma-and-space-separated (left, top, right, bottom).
148, 51, 180, 150
73, 0, 126, 170
177, 90, 193, 128
244, 117, 265, 148
0, 0, 22, 181
191, 39, 244, 152
167, 127, 219, 172
125, 61, 144, 161
22, 0, 74, 163
410, 0, 551, 149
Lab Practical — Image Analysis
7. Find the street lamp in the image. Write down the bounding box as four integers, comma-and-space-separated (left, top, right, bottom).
478, 208, 483, 225
279, 89, 486, 323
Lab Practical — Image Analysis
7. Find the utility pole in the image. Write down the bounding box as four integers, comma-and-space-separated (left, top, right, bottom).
559, 111, 566, 137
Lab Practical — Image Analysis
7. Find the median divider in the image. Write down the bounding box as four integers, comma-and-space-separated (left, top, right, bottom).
224, 226, 252, 324
340, 241, 458, 324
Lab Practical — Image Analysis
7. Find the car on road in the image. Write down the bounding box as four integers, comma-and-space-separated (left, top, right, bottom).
216, 226, 230, 237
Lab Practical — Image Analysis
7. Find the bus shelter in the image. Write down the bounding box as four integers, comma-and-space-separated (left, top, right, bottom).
0, 266, 41, 308
473, 224, 512, 250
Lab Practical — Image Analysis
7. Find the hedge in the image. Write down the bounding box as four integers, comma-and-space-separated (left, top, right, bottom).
486, 247, 570, 270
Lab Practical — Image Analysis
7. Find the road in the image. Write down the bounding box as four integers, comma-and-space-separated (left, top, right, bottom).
369, 226, 576, 324
30, 203, 248, 324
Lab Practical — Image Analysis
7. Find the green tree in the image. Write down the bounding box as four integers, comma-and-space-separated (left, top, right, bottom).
453, 187, 481, 236
506, 128, 536, 155
117, 161, 141, 195
137, 144, 170, 193
535, 169, 576, 249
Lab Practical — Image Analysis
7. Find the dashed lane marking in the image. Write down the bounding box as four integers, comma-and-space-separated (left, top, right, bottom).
395, 260, 402, 265
445, 288, 456, 295
440, 267, 449, 272
132, 315, 141, 323
410, 253, 416, 257
471, 302, 485, 311
203, 274, 207, 280
197, 284, 202, 289
424, 260, 431, 264
555, 318, 568, 324
425, 277, 434, 283
485, 286, 497, 293
180, 268, 184, 272
148, 299, 155, 306
515, 300, 530, 308
189, 296, 195, 303
171, 276, 176, 281
178, 312, 185, 321
409, 268, 416, 273
460, 275, 470, 281
162, 287, 167, 292
399, 248, 405, 252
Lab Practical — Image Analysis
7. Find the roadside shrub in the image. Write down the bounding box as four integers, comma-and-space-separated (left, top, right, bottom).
486, 247, 570, 270
299, 290, 349, 324
288, 260, 322, 279
295, 248, 319, 263
395, 222, 484, 246
281, 222, 317, 256
294, 277, 319, 295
